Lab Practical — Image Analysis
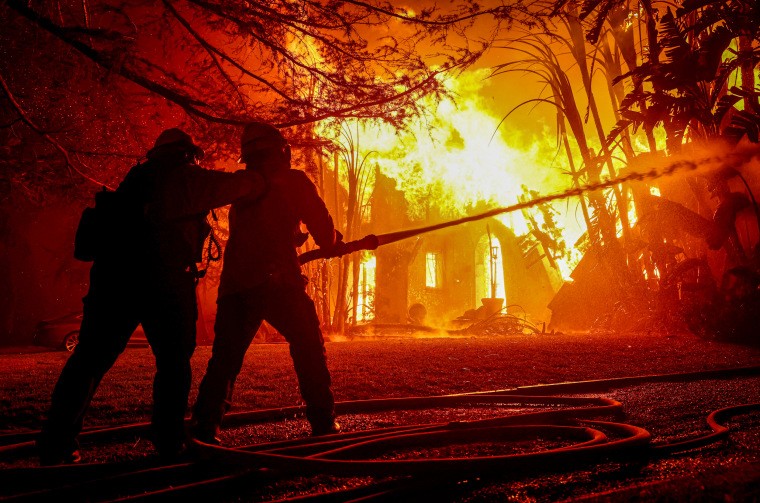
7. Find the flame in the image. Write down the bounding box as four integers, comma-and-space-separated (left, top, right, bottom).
317, 69, 589, 280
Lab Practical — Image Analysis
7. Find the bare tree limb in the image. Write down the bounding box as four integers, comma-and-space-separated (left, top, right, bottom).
4, 0, 491, 142
0, 71, 113, 189
6, 0, 249, 125
162, 0, 296, 105
162, 2, 248, 110
187, 0, 402, 66
275, 67, 449, 127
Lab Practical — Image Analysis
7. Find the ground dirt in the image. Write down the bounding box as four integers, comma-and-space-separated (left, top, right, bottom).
1, 331, 759, 501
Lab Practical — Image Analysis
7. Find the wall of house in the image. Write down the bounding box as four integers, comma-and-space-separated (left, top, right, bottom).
371, 171, 414, 323
405, 219, 561, 327
407, 230, 475, 327
375, 242, 414, 323
369, 170, 562, 328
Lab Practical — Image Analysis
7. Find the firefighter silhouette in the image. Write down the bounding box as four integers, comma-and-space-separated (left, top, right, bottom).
37, 129, 265, 464
192, 122, 342, 443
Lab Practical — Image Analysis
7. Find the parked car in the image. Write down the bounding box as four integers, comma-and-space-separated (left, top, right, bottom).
34, 312, 147, 352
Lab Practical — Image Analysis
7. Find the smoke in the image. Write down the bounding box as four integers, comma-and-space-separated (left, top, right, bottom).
650, 140, 760, 179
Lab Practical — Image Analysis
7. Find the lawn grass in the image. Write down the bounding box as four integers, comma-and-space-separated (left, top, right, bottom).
1, 331, 759, 501
1, 331, 758, 431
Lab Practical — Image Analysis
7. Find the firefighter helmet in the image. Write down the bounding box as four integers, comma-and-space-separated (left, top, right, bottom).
148, 128, 204, 160
239, 122, 290, 165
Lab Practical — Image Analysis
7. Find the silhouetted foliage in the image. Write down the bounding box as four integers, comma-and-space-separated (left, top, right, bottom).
1, 0, 539, 199
608, 4, 759, 150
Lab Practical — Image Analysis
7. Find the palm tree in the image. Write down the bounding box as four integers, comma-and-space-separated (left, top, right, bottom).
324, 120, 376, 331
492, 30, 627, 277
678, 0, 759, 113
560, 9, 633, 244
608, 8, 751, 149
552, 0, 664, 150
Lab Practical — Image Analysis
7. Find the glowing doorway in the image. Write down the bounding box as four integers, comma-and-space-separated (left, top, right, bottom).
475, 234, 506, 304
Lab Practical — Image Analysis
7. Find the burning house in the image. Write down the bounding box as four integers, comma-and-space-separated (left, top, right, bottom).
316, 136, 760, 341
367, 170, 563, 328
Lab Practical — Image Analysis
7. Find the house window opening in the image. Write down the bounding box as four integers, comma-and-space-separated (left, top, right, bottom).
357, 253, 376, 322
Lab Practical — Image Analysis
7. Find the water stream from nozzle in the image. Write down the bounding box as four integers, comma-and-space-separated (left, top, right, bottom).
299, 147, 760, 264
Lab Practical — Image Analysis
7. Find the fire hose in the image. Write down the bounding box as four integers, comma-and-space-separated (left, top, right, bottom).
297, 148, 760, 264
1, 366, 759, 502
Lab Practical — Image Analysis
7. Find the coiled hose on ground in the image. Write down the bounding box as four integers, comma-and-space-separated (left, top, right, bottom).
1, 365, 759, 502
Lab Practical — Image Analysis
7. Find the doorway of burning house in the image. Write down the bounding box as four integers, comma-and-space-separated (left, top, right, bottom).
476, 232, 507, 307
473, 218, 560, 324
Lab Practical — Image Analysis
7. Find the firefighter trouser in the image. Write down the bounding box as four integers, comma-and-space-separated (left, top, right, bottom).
38, 265, 197, 458
193, 279, 334, 435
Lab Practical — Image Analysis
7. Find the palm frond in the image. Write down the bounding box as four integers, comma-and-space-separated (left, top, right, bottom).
713, 94, 741, 124
659, 10, 691, 67
724, 110, 760, 143
612, 62, 653, 86
710, 57, 744, 105
695, 25, 733, 81
584, 0, 619, 43
618, 88, 649, 110
605, 118, 633, 147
